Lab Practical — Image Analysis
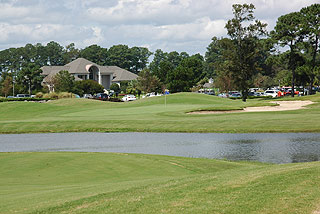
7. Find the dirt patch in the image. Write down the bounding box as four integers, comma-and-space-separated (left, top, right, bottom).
188, 101, 314, 115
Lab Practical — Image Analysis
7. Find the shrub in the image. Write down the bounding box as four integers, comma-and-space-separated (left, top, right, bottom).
35, 92, 43, 98
43, 92, 59, 99
58, 92, 74, 99
110, 83, 120, 93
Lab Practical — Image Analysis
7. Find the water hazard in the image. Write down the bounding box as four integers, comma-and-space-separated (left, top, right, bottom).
1, 132, 320, 164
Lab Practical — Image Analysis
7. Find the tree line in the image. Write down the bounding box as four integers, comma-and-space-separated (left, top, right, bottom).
0, 3, 319, 100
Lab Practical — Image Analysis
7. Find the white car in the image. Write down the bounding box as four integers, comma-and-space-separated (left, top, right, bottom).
264, 90, 278, 98
122, 94, 137, 102
254, 92, 266, 97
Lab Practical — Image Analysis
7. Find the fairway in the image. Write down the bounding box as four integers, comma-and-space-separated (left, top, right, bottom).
1, 152, 320, 214
0, 92, 319, 133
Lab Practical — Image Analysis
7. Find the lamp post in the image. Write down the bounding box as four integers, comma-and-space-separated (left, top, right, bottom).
12, 75, 16, 97
24, 76, 31, 96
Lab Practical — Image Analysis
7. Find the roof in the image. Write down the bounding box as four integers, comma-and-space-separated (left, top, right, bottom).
40, 58, 137, 82
203, 83, 214, 88
111, 66, 138, 82
41, 66, 70, 76
65, 58, 97, 74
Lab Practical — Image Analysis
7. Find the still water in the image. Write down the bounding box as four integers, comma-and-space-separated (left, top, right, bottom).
1, 132, 320, 164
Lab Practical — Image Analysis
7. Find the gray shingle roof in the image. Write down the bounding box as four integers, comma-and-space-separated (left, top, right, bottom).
41, 66, 70, 75
65, 58, 97, 74
40, 58, 138, 82
111, 66, 138, 82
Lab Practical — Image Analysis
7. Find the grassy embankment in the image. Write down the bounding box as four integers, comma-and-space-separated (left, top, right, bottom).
0, 92, 319, 133
1, 152, 320, 214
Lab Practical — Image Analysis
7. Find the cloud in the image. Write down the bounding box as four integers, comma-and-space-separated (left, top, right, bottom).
0, 0, 319, 54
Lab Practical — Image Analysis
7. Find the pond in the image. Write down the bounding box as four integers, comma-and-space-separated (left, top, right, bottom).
1, 132, 320, 164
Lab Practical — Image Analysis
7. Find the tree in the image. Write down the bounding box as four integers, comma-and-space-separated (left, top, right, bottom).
130, 47, 152, 74
80, 45, 108, 65
63, 43, 80, 64
137, 69, 162, 93
1, 75, 13, 97
167, 54, 204, 93
46, 41, 64, 65
75, 80, 104, 96
272, 12, 304, 97
53, 70, 75, 92
225, 3, 267, 101
205, 37, 224, 78
17, 63, 43, 94
300, 4, 320, 93
110, 83, 120, 93
107, 45, 132, 71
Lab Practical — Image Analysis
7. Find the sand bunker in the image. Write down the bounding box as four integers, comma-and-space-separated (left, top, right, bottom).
188, 100, 314, 115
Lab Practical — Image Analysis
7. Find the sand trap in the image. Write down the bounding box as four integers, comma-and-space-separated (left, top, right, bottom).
188, 100, 314, 114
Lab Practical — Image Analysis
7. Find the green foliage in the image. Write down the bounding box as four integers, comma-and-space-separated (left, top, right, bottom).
167, 54, 205, 93
75, 80, 104, 96
53, 70, 75, 93
16, 63, 43, 94
0, 75, 13, 97
130, 46, 152, 74
137, 69, 162, 93
224, 3, 267, 101
272, 12, 304, 96
80, 45, 108, 65
107, 44, 132, 71
110, 83, 120, 93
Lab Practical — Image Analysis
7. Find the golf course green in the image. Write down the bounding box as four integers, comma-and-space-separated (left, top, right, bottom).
1, 152, 320, 214
0, 92, 319, 133
1, 93, 320, 213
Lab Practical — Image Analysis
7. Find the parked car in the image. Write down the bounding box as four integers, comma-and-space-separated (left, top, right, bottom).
143, 92, 163, 98
83, 94, 93, 99
264, 90, 278, 98
218, 93, 228, 98
204, 91, 215, 95
94, 93, 108, 101
230, 93, 242, 98
122, 94, 137, 102
254, 92, 266, 97
16, 94, 30, 98
248, 91, 255, 96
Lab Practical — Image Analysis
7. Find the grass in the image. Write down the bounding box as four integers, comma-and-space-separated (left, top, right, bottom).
0, 92, 319, 133
1, 152, 320, 214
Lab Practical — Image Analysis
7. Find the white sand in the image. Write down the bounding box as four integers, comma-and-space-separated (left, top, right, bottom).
188, 100, 314, 115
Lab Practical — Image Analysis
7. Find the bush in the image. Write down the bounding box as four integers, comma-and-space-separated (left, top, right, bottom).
0, 97, 52, 102
35, 92, 43, 98
75, 80, 104, 96
43, 92, 59, 99
109, 97, 122, 102
110, 83, 120, 93
58, 92, 74, 99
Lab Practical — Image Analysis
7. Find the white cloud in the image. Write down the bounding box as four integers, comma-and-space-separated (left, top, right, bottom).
0, 0, 319, 54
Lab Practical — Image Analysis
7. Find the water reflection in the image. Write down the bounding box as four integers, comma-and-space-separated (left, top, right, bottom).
0, 132, 320, 164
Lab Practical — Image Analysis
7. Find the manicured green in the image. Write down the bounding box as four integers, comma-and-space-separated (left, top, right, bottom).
0, 92, 319, 133
1, 152, 320, 214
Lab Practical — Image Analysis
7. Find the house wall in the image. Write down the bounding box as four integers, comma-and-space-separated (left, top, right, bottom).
101, 75, 112, 89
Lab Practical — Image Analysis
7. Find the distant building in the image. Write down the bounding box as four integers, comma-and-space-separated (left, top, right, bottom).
41, 58, 138, 92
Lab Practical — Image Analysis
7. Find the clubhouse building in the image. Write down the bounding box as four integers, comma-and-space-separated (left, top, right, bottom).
41, 58, 138, 92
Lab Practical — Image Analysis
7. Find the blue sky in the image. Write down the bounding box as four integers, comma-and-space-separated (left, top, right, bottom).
0, 0, 318, 55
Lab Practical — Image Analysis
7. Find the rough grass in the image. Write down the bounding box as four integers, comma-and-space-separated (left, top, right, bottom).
0, 92, 320, 133
1, 152, 320, 214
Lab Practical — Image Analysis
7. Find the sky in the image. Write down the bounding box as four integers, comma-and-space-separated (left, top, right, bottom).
0, 0, 319, 55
